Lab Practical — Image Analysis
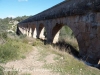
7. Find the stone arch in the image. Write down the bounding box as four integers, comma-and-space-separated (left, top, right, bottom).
27, 23, 32, 37
30, 23, 37, 38
52, 22, 79, 47
52, 23, 64, 43
23, 23, 28, 35
18, 24, 23, 34
52, 22, 79, 57
38, 23, 45, 40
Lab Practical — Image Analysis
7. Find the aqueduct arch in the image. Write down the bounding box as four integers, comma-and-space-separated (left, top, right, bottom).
27, 23, 32, 37
38, 23, 45, 40
23, 23, 28, 35
51, 21, 79, 50
30, 23, 37, 38
52, 23, 64, 43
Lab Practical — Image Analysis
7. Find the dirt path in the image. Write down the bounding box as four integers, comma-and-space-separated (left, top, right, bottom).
0, 47, 59, 75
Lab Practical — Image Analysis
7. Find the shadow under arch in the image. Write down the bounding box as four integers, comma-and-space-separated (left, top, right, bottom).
38, 23, 46, 40
31, 24, 37, 38
52, 23, 79, 58
52, 23, 64, 43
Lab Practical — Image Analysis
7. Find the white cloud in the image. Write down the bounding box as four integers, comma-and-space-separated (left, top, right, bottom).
8, 15, 16, 18
18, 0, 28, 2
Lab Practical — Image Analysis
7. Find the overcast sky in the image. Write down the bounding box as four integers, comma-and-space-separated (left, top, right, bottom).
0, 0, 64, 18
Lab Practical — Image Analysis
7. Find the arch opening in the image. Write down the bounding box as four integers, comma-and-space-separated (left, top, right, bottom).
27, 28, 32, 37
31, 25, 37, 38
59, 25, 79, 51
27, 23, 37, 38
52, 24, 79, 58
27, 24, 32, 37
38, 23, 45, 40
52, 23, 63, 43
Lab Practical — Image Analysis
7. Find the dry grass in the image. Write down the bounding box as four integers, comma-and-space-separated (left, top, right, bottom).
36, 41, 100, 75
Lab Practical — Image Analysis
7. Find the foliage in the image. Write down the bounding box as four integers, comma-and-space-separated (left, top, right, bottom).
0, 66, 4, 75
19, 34, 27, 39
13, 15, 30, 22
22, 38, 29, 44
0, 15, 30, 33
32, 39, 42, 46
0, 66, 19, 75
0, 37, 32, 63
59, 25, 79, 50
4, 71, 18, 75
59, 25, 73, 40
0, 32, 8, 39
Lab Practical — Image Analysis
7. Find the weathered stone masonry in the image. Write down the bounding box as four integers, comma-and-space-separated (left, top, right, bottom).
17, 0, 100, 64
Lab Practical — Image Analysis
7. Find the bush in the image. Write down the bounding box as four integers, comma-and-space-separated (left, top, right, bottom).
59, 26, 79, 50
0, 38, 32, 63
19, 34, 27, 39
0, 32, 8, 39
1, 32, 8, 39
0, 66, 4, 75
22, 38, 29, 44
0, 42, 19, 62
32, 39, 42, 46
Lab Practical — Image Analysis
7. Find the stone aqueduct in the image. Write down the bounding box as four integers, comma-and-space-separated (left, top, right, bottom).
17, 0, 100, 65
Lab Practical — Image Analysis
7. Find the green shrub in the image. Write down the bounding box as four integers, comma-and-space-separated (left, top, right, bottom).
0, 38, 32, 63
59, 26, 79, 50
0, 42, 19, 62
0, 66, 4, 75
0, 32, 8, 40
32, 39, 42, 46
2, 32, 8, 39
32, 41, 38, 46
22, 38, 29, 44
19, 34, 27, 39
4, 71, 18, 75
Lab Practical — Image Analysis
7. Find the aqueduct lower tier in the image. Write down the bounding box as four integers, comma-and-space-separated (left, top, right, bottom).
17, 0, 100, 65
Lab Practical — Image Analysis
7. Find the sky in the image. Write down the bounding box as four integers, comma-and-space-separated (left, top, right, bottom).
0, 0, 64, 18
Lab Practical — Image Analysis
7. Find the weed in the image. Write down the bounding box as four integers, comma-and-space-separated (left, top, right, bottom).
0, 38, 32, 63
19, 34, 27, 39
4, 71, 18, 75
1, 32, 8, 39
0, 66, 4, 75
36, 43, 100, 75
46, 47, 100, 75
59, 25, 79, 50
21, 73, 31, 75
32, 39, 42, 46
22, 38, 29, 44
21, 55, 26, 59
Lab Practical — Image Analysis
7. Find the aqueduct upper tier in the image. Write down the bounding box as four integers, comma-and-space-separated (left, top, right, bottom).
17, 0, 100, 65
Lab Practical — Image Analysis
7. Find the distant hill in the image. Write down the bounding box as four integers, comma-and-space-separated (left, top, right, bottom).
0, 15, 30, 33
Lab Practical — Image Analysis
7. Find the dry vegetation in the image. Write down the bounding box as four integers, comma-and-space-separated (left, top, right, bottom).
0, 34, 100, 75
36, 42, 100, 75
